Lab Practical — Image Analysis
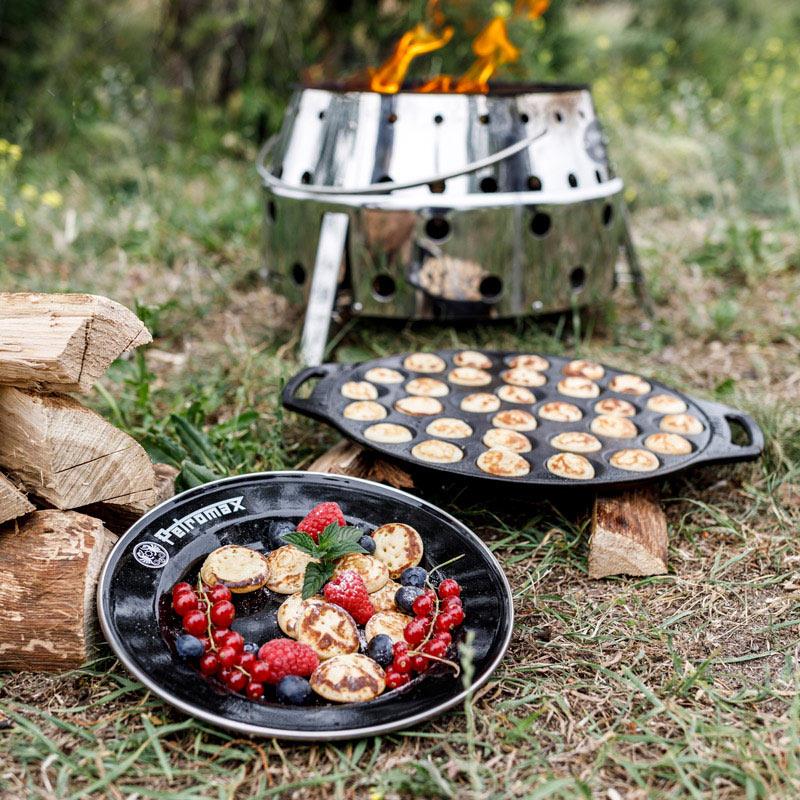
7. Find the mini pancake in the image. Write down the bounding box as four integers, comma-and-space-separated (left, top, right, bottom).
546, 452, 595, 480
501, 367, 547, 388
371, 522, 424, 577
454, 350, 492, 369
550, 431, 602, 453
563, 359, 605, 380
645, 432, 693, 456
660, 413, 704, 435
590, 414, 638, 439
266, 545, 319, 594
277, 593, 321, 638
426, 417, 473, 439
482, 428, 532, 453
507, 354, 550, 371
364, 422, 413, 444
647, 394, 688, 414
394, 395, 443, 416
411, 439, 463, 464
609, 448, 660, 472
594, 398, 637, 417
405, 377, 449, 397
341, 381, 379, 400
365, 610, 412, 643
538, 401, 583, 422
497, 385, 536, 404
343, 401, 387, 421
369, 579, 401, 612
476, 448, 531, 477
447, 367, 492, 387
460, 392, 501, 413
364, 367, 404, 384
200, 545, 270, 594
608, 373, 651, 396
557, 376, 600, 398
310, 653, 386, 703
403, 352, 446, 373
333, 553, 390, 592
295, 600, 360, 660
492, 409, 537, 432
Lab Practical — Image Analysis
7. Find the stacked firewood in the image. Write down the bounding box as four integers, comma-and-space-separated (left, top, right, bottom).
0, 293, 174, 671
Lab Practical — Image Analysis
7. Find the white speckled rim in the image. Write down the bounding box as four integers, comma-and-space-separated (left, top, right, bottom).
97, 470, 514, 741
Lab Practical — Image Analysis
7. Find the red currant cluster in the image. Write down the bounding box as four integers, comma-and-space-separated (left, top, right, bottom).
385, 578, 464, 689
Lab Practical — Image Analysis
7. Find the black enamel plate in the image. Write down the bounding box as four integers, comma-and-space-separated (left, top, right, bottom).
97, 471, 513, 740
282, 350, 763, 490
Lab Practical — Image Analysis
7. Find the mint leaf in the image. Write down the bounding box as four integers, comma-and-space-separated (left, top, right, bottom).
283, 531, 320, 557
301, 561, 332, 599
325, 540, 367, 561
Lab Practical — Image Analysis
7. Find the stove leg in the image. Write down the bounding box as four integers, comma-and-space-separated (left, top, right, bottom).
299, 212, 349, 366
620, 205, 655, 320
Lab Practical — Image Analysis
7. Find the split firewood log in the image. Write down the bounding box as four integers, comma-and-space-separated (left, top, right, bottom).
0, 472, 35, 526
0, 510, 115, 671
0, 386, 156, 510
0, 292, 151, 393
308, 439, 414, 489
588, 489, 668, 578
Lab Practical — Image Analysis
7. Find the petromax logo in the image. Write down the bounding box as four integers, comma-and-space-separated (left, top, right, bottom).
151, 496, 247, 546
133, 541, 169, 569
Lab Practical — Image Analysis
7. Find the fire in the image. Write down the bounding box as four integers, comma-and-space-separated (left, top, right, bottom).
368, 1, 550, 94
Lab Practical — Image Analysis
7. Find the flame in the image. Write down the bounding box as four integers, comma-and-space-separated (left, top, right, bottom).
514, 0, 551, 20
454, 17, 520, 93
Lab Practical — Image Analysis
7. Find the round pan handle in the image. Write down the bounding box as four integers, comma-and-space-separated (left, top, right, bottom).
281, 363, 343, 418
693, 398, 764, 464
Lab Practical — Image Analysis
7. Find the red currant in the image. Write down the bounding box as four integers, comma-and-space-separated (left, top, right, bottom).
223, 631, 245, 653
434, 613, 455, 633
211, 629, 230, 646
172, 582, 192, 597
226, 670, 248, 692
385, 669, 410, 690
199, 652, 220, 676
239, 652, 257, 673
209, 585, 232, 603
393, 653, 411, 673
246, 681, 265, 700
251, 661, 270, 684
438, 579, 461, 599
412, 593, 434, 617
182, 610, 207, 636
219, 666, 235, 682
411, 654, 429, 673
449, 606, 465, 625
210, 600, 235, 628
198, 636, 211, 653
173, 591, 198, 617
434, 631, 452, 647
442, 596, 462, 612
393, 641, 409, 658
218, 645, 238, 668
403, 618, 426, 646
423, 639, 447, 659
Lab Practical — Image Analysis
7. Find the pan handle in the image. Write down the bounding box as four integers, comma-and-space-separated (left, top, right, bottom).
281, 363, 343, 417
693, 398, 764, 464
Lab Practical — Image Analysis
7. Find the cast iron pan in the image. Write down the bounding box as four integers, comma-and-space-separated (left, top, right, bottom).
282, 350, 763, 490
97, 471, 513, 741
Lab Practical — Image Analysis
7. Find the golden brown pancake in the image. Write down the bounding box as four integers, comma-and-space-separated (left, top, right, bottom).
278, 593, 322, 638
507, 354, 550, 371
608, 373, 651, 396
371, 522, 424, 577
454, 350, 492, 369
501, 367, 546, 388
546, 452, 595, 480
647, 394, 688, 414
550, 431, 602, 453
364, 367, 404, 385
295, 600, 359, 660
310, 653, 385, 702
405, 377, 449, 397
562, 359, 605, 380
403, 352, 446, 373
538, 401, 583, 422
266, 545, 319, 594
343, 401, 387, 421
659, 413, 704, 435
482, 428, 532, 453
448, 366, 492, 386
364, 610, 412, 643
369, 580, 401, 612
333, 553, 390, 592
341, 381, 379, 400
645, 432, 693, 455
594, 398, 637, 417
363, 423, 413, 444
411, 439, 463, 463
557, 376, 600, 399
476, 448, 531, 477
200, 545, 270, 594
394, 395, 443, 416
496, 385, 536, 404
492, 409, 538, 432
426, 417, 473, 439
460, 392, 501, 413
609, 448, 660, 472
590, 414, 638, 439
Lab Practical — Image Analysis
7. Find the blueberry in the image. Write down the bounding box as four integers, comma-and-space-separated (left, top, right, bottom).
267, 519, 295, 549
175, 634, 204, 658
395, 585, 423, 613
358, 535, 376, 555
366, 634, 394, 668
276, 675, 312, 705
400, 566, 427, 588
243, 641, 259, 654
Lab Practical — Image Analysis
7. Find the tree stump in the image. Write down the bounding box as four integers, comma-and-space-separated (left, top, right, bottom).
308, 439, 414, 489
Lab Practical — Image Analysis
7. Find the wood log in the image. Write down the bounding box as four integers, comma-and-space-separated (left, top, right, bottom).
0, 387, 156, 510
588, 489, 668, 578
308, 439, 414, 489
0, 292, 151, 393
0, 472, 35, 525
0, 510, 115, 671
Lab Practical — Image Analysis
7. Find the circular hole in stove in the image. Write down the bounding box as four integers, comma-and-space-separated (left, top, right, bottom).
425, 216, 451, 241
479, 176, 498, 193
387, 113, 398, 124
429, 179, 446, 194
529, 212, 551, 237
377, 174, 393, 184
520, 112, 530, 123
267, 200, 277, 221
434, 113, 444, 124
273, 165, 283, 179
527, 175, 542, 191
318, 110, 326, 120
479, 275, 503, 301
554, 110, 564, 122
479, 113, 491, 125
602, 203, 614, 226
301, 171, 313, 185
595, 169, 603, 184
291, 263, 306, 285
372, 274, 396, 301
567, 173, 579, 188
570, 266, 586, 291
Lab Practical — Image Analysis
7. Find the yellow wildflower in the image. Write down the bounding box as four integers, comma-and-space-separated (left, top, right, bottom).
8, 144, 22, 161
595, 34, 611, 51
368, 792, 384, 800
20, 184, 38, 201
13, 209, 25, 227
41, 190, 63, 208
491, 1, 513, 19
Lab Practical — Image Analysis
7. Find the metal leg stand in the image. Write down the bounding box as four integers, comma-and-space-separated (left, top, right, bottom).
620, 204, 655, 320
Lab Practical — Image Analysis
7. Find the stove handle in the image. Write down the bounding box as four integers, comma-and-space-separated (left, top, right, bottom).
256, 126, 548, 196
693, 398, 764, 464
282, 363, 342, 418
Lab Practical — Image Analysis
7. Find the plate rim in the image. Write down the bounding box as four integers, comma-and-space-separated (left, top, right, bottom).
96, 469, 514, 741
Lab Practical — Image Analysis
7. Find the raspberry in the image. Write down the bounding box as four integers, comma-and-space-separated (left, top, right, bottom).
296, 502, 346, 542
323, 570, 374, 625
257, 639, 319, 684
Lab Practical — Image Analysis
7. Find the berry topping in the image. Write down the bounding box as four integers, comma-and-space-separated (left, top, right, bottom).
399, 566, 427, 588
411, 654, 429, 673
366, 634, 394, 668
208, 584, 232, 604
438, 578, 461, 599
172, 591, 198, 617
246, 681, 265, 700
268, 519, 296, 549
296, 502, 346, 542
243, 641, 259, 654
172, 582, 193, 598
412, 591, 435, 618
222, 631, 245, 653
434, 631, 452, 647
257, 639, 320, 683
210, 600, 236, 629
323, 570, 375, 625
423, 639, 447, 659
385, 669, 411, 690
392, 652, 411, 673
217, 645, 238, 668
403, 617, 427, 646
175, 634, 205, 658
182, 610, 207, 636
199, 652, 220, 676
358, 534, 376, 555
276, 675, 313, 705
239, 652, 257, 673
395, 586, 424, 614
226, 670, 248, 692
